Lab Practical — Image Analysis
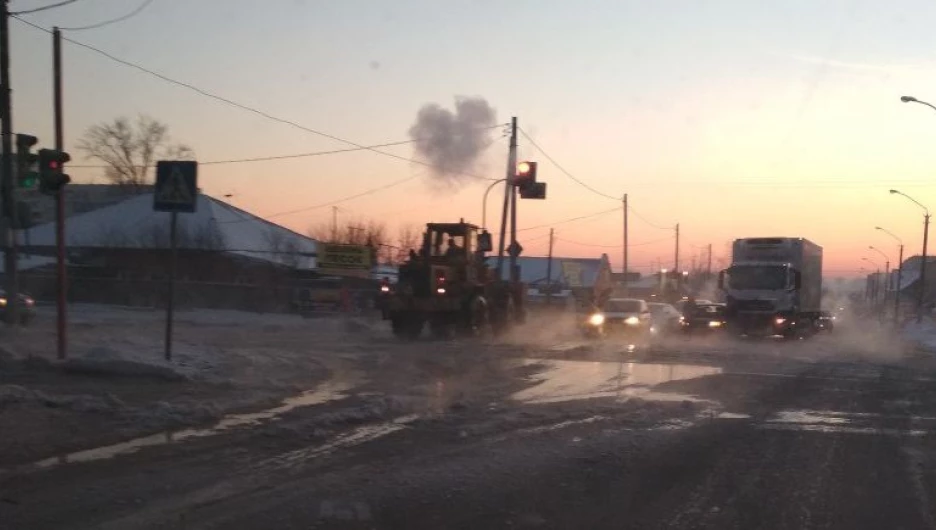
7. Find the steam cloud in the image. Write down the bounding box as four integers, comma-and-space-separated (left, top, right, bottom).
408, 96, 497, 184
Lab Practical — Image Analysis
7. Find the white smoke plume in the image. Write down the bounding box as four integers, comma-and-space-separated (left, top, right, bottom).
408, 96, 497, 184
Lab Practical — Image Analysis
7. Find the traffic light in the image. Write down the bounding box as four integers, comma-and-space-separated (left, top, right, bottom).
15, 134, 38, 189
37, 148, 71, 196
515, 161, 537, 187
514, 161, 547, 199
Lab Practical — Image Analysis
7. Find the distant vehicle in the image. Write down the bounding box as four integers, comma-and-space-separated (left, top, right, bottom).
582, 298, 653, 339
680, 302, 727, 335
674, 299, 713, 313
0, 290, 36, 325
719, 237, 823, 338
648, 302, 682, 335
815, 310, 835, 332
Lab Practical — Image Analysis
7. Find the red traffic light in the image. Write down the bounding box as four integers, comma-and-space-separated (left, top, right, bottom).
515, 160, 537, 186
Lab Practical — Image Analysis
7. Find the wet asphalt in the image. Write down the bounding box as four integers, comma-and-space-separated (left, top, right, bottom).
2, 329, 936, 530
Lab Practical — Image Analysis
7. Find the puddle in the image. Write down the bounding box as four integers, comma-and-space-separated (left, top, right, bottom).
22, 377, 362, 472
511, 360, 722, 405
716, 412, 752, 420
771, 410, 851, 426
247, 414, 419, 473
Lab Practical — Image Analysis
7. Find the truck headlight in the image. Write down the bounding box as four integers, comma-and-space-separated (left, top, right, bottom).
589, 313, 605, 326
624, 316, 640, 325
436, 287, 446, 295
708, 320, 723, 328
774, 317, 786, 325
380, 285, 390, 293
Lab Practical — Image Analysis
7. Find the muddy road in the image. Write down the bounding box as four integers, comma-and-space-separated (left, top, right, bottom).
3, 328, 936, 529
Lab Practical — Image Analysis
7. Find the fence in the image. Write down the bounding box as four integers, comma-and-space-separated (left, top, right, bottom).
15, 272, 381, 315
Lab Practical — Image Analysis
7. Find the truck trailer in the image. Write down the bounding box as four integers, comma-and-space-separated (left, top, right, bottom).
718, 237, 823, 337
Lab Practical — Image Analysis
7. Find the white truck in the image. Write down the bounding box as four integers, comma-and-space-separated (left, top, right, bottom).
718, 237, 823, 337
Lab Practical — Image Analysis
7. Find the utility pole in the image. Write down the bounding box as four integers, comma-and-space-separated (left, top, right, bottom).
622, 193, 628, 295
894, 243, 904, 327
706, 243, 713, 279
919, 213, 930, 323
508, 117, 518, 284
53, 26, 67, 358
545, 228, 554, 306
674, 223, 680, 273
496, 117, 517, 279
331, 206, 338, 241
0, 0, 19, 327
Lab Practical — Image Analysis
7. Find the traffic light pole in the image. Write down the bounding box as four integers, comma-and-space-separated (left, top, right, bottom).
53, 26, 67, 359
0, 0, 19, 327
622, 193, 628, 295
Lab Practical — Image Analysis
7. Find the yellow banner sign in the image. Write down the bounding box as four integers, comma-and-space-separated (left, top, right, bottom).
318, 244, 372, 271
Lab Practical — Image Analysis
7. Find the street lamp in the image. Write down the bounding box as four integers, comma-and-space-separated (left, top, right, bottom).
890, 189, 931, 323
862, 257, 881, 306
869, 246, 890, 313
876, 226, 905, 325
481, 178, 506, 230
901, 95, 936, 112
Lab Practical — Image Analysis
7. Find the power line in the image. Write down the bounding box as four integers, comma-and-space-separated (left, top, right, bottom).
556, 234, 673, 249
11, 0, 78, 15
518, 127, 620, 201
12, 16, 505, 181
517, 206, 622, 233
67, 139, 419, 168
628, 204, 672, 230
219, 175, 422, 224
59, 0, 154, 31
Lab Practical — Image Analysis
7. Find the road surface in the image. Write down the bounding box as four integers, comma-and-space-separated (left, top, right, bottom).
2, 330, 936, 530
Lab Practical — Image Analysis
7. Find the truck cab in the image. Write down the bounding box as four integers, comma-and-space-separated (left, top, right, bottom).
718, 237, 822, 337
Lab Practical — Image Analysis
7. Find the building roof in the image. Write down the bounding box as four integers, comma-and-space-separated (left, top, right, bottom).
486, 254, 610, 287
25, 193, 317, 270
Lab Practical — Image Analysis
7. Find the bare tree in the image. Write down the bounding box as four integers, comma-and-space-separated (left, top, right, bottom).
77, 114, 194, 187
395, 224, 421, 263
308, 217, 392, 263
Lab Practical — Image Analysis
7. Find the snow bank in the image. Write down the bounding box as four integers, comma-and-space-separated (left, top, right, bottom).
61, 346, 191, 381
903, 318, 936, 353
0, 384, 126, 413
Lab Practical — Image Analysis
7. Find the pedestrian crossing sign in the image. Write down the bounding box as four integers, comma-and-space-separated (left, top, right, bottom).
154, 161, 198, 213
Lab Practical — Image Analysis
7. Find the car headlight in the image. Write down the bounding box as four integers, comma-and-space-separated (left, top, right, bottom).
380, 285, 390, 293
775, 317, 786, 325
588, 313, 605, 326
0, 298, 7, 307
708, 320, 723, 328
624, 316, 640, 325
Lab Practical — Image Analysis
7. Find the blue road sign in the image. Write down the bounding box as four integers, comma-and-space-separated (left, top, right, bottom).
154, 161, 198, 213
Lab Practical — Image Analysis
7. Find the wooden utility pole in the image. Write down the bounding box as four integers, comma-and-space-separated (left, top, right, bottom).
0, 0, 20, 327
331, 206, 338, 241
545, 228, 554, 305
707, 243, 713, 278
53, 26, 67, 358
622, 193, 628, 295
674, 223, 680, 272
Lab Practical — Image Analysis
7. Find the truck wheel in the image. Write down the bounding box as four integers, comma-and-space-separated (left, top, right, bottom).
492, 299, 514, 337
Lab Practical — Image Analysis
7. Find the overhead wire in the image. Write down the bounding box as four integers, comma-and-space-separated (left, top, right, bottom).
556, 234, 674, 249
517, 206, 622, 233
518, 127, 620, 201
67, 139, 420, 168
11, 15, 505, 182
58, 0, 154, 31
11, 0, 78, 15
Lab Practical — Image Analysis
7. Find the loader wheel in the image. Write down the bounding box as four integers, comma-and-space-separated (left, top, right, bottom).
461, 296, 490, 338
429, 316, 456, 340
492, 297, 515, 337
392, 313, 423, 340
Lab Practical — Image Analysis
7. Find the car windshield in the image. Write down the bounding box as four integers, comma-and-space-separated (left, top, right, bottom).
604, 300, 643, 313
727, 265, 788, 290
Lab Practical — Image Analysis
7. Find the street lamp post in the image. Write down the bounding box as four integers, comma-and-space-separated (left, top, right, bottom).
890, 188, 930, 323
869, 246, 890, 317
876, 226, 905, 326
481, 178, 506, 230
862, 257, 881, 306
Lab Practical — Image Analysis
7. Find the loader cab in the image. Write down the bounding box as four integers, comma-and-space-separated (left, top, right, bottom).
422, 221, 492, 261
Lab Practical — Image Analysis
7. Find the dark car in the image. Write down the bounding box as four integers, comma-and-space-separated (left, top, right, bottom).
680, 302, 726, 334
0, 290, 36, 325
816, 310, 835, 332
648, 302, 682, 336
581, 298, 653, 339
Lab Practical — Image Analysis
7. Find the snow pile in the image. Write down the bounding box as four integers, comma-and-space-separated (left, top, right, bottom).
0, 384, 126, 413
60, 345, 211, 381
903, 318, 936, 353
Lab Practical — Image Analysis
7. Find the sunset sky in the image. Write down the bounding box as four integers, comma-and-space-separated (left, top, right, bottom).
10, 0, 936, 277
